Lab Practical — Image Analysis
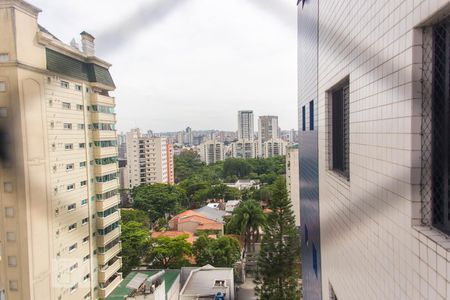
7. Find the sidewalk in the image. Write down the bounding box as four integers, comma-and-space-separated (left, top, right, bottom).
237, 277, 257, 300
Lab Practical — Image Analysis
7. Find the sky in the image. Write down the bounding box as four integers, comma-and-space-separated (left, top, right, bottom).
32, 0, 298, 133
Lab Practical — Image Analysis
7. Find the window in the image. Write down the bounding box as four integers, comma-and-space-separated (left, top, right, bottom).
77, 124, 85, 130
4, 182, 13, 193
312, 243, 318, 278
82, 217, 88, 225
68, 223, 77, 232
80, 180, 87, 187
75, 84, 82, 91
66, 164, 74, 171
82, 236, 89, 244
309, 100, 314, 130
91, 105, 115, 114
80, 161, 86, 168
96, 172, 118, 183
97, 221, 119, 235
96, 189, 118, 201
0, 107, 7, 118
79, 143, 85, 149
67, 203, 76, 211
421, 19, 450, 233
7, 256, 17, 267
0, 53, 9, 62
95, 157, 118, 165
92, 123, 115, 131
0, 81, 6, 92
6, 232, 16, 242
81, 199, 88, 206
83, 274, 90, 281
66, 184, 75, 191
68, 243, 77, 252
94, 140, 117, 147
70, 283, 78, 294
302, 106, 306, 131
9, 280, 18, 291
330, 284, 338, 300
83, 254, 90, 262
64, 143, 73, 150
76, 104, 83, 110
63, 123, 72, 130
60, 80, 69, 88
304, 225, 309, 246
62, 102, 71, 109
214, 280, 226, 287
330, 81, 350, 179
4, 207, 14, 218
69, 263, 78, 272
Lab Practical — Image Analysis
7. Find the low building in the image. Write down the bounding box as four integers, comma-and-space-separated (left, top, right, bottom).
225, 179, 259, 190
169, 210, 224, 236
179, 265, 235, 300
194, 206, 227, 223
106, 270, 180, 300
225, 200, 241, 213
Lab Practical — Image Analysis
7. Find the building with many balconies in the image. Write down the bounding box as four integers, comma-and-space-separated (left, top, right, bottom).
0, 1, 121, 299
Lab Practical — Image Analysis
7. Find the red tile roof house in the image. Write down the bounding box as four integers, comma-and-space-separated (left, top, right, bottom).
168, 210, 224, 236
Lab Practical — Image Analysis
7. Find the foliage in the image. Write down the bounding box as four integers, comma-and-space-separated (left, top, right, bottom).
174, 150, 205, 183
255, 177, 301, 300
121, 209, 150, 228
132, 183, 188, 222
223, 158, 252, 178
121, 221, 150, 275
193, 235, 241, 267
227, 199, 266, 256
145, 235, 193, 269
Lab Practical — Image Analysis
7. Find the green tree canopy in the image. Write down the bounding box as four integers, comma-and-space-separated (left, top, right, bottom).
121, 221, 150, 275
174, 150, 205, 182
145, 235, 193, 269
121, 209, 150, 227
132, 183, 187, 222
223, 158, 252, 178
193, 235, 241, 268
255, 177, 301, 300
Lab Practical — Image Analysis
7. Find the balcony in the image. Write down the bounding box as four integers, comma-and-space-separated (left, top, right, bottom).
91, 112, 117, 123
97, 226, 121, 246
98, 241, 121, 265
98, 273, 122, 299
96, 179, 119, 195
94, 163, 118, 177
92, 130, 117, 140
98, 257, 122, 283
97, 210, 121, 228
91, 93, 115, 106
93, 146, 118, 158
96, 195, 120, 211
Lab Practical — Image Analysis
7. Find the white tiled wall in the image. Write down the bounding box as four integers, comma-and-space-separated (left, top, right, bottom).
317, 1, 450, 299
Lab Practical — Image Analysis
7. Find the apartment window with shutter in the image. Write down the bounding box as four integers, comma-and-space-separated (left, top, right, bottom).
62, 102, 71, 109
302, 106, 306, 131
60, 81, 69, 89
330, 80, 350, 180
309, 100, 314, 130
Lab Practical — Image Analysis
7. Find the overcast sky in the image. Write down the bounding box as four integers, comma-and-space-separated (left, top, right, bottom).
32, 0, 297, 132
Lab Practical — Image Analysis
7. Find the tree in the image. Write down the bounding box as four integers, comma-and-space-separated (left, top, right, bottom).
223, 158, 252, 178
132, 183, 188, 222
255, 177, 301, 300
174, 150, 205, 182
227, 199, 265, 257
193, 235, 241, 267
121, 221, 150, 275
145, 235, 193, 269
121, 209, 150, 228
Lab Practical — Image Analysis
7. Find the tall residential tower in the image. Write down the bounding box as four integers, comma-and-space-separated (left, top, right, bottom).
257, 115, 278, 156
237, 110, 254, 141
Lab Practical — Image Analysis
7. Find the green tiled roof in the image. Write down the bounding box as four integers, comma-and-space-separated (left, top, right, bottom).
106, 270, 180, 300
46, 48, 115, 88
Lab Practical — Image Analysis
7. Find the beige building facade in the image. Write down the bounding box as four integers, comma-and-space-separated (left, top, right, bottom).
261, 138, 286, 158
230, 140, 257, 159
199, 140, 224, 165
0, 1, 121, 299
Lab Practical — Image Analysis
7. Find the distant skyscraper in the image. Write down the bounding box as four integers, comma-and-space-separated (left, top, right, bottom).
258, 115, 279, 156
185, 126, 193, 146
237, 110, 254, 140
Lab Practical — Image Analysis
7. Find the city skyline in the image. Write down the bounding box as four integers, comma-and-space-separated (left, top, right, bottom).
31, 0, 297, 132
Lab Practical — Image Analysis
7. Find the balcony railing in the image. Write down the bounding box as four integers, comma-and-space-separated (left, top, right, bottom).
90, 93, 115, 106
95, 179, 119, 195
92, 130, 117, 140
97, 226, 121, 246
98, 257, 122, 283
97, 241, 121, 265
97, 210, 121, 228
94, 163, 119, 177
93, 146, 118, 158
91, 112, 117, 123
98, 273, 122, 298
96, 194, 120, 211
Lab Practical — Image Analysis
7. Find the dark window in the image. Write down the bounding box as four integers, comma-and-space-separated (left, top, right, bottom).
331, 82, 350, 179
312, 243, 318, 278
309, 100, 314, 130
304, 225, 309, 246
429, 20, 450, 233
302, 106, 306, 131
330, 284, 338, 300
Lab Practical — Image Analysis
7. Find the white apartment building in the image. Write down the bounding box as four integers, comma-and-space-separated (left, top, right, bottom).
261, 138, 286, 158
257, 115, 279, 157
231, 140, 257, 159
199, 140, 224, 165
125, 129, 173, 188
237, 110, 254, 141
298, 1, 450, 300
0, 1, 122, 299
286, 146, 300, 227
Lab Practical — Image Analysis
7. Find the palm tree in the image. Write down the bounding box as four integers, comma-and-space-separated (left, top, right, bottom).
227, 199, 266, 258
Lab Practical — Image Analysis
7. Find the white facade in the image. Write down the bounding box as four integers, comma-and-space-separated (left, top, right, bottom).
237, 110, 254, 141
286, 147, 300, 227
258, 115, 279, 157
231, 140, 257, 159
199, 140, 224, 165
298, 1, 450, 300
125, 129, 172, 188
261, 138, 286, 158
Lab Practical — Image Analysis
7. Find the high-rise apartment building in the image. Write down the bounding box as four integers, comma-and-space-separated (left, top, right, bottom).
261, 138, 286, 158
199, 140, 224, 165
0, 1, 122, 299
298, 1, 450, 299
185, 126, 193, 146
125, 129, 173, 188
231, 140, 257, 159
257, 115, 278, 157
166, 143, 175, 184
237, 110, 254, 140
